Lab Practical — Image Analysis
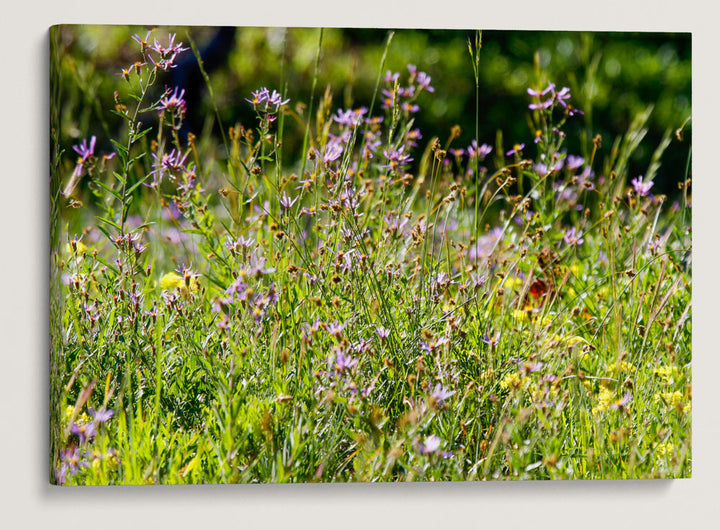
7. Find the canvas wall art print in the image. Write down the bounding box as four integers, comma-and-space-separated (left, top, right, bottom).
49, 25, 691, 484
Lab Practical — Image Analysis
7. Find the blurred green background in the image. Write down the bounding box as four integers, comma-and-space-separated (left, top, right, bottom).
53, 25, 691, 195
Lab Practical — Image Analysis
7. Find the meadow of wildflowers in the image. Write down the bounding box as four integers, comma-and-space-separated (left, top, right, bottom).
49, 26, 691, 484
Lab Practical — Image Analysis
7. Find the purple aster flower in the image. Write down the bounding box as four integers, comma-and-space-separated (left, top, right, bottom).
279, 191, 298, 210
467, 140, 492, 160
404, 128, 423, 149
534, 162, 549, 176
131, 30, 153, 53
246, 254, 275, 277
566, 105, 584, 117
385, 70, 399, 83
566, 155, 585, 170
631, 175, 654, 197
333, 107, 367, 127
467, 273, 487, 290
57, 447, 89, 484
527, 82, 555, 97
383, 213, 409, 235
376, 326, 390, 340
158, 86, 187, 116
563, 226, 584, 246
72, 136, 96, 162
418, 434, 442, 455
382, 145, 413, 172
70, 420, 97, 444
149, 148, 189, 186
527, 83, 555, 110
246, 87, 289, 114
267, 89, 289, 108
247, 87, 269, 106
529, 99, 553, 111
147, 33, 189, 70
380, 88, 396, 110
481, 331, 500, 347
325, 320, 346, 338
331, 349, 357, 373
434, 271, 452, 290
555, 86, 572, 108
431, 383, 456, 407
88, 407, 114, 424
420, 336, 449, 353
401, 101, 420, 114
416, 71, 434, 93
506, 143, 525, 156
70, 136, 98, 179
323, 141, 344, 166
610, 392, 633, 411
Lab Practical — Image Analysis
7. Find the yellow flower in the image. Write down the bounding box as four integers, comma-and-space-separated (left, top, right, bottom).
608, 360, 635, 374
654, 391, 685, 409
62, 405, 75, 427
65, 240, 88, 256
160, 272, 184, 290
655, 441, 675, 462
539, 316, 553, 329
511, 309, 529, 323
500, 372, 526, 391
592, 386, 614, 416
654, 366, 676, 383
160, 272, 199, 293
503, 276, 523, 290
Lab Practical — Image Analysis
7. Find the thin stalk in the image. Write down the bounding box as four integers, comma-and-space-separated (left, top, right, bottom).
300, 29, 324, 180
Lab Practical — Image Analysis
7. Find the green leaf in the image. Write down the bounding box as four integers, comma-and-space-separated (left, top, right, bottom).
109, 109, 132, 122
94, 180, 122, 201
133, 126, 154, 141
111, 139, 128, 156
125, 173, 153, 196
97, 216, 122, 231
112, 172, 127, 186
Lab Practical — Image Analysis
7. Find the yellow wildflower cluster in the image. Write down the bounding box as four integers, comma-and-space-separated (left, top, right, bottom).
160, 272, 199, 294
66, 240, 88, 255
655, 441, 675, 463
511, 309, 529, 323
62, 404, 91, 428
538, 316, 553, 329
502, 276, 524, 291
654, 365, 677, 383
591, 385, 615, 416
499, 372, 530, 392
498, 371, 554, 404
654, 391, 689, 413
607, 360, 635, 374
